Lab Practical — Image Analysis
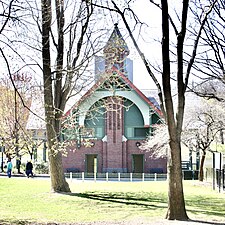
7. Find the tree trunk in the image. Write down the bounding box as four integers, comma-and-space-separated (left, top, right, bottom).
166, 141, 188, 220
198, 151, 206, 182
42, 0, 70, 192
49, 148, 70, 192
45, 109, 70, 192
161, 0, 188, 220
44, 97, 71, 192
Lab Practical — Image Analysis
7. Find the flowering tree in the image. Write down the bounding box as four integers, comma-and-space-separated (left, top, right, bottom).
140, 124, 168, 158
182, 98, 225, 181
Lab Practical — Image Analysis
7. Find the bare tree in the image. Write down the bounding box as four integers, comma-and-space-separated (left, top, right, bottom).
0, 0, 40, 174
1, 0, 107, 192
41, 0, 103, 192
0, 0, 32, 71
0, 74, 32, 158
91, 0, 218, 220
190, 0, 225, 101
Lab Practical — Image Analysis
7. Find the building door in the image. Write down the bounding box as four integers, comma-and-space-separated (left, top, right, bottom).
86, 154, 98, 173
132, 154, 144, 173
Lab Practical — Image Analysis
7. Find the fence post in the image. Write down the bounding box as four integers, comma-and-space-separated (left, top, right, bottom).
142, 173, 145, 182
106, 172, 108, 182
218, 169, 222, 193
94, 172, 97, 182
154, 173, 157, 181
82, 172, 84, 182
118, 172, 120, 182
130, 173, 133, 182
204, 169, 207, 181
70, 172, 72, 182
223, 169, 224, 191
212, 168, 215, 190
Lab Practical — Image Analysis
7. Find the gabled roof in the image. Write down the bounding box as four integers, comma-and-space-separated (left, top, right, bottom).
65, 67, 162, 117
65, 24, 162, 119
114, 69, 162, 116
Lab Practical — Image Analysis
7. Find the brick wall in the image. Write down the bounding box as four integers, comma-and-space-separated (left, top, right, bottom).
62, 138, 167, 173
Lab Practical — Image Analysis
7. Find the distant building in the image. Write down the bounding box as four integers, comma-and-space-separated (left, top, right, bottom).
26, 91, 47, 162
62, 24, 166, 173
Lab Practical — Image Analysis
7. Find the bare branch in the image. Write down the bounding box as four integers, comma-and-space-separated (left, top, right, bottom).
184, 0, 218, 90
111, 0, 166, 119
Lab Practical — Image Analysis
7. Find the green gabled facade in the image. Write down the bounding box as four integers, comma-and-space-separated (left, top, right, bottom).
62, 24, 166, 173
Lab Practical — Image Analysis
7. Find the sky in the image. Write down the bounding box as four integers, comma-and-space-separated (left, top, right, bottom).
0, 0, 203, 104
121, 0, 162, 91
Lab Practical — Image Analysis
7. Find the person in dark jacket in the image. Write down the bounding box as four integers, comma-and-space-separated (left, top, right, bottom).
16, 157, 22, 174
25, 160, 34, 178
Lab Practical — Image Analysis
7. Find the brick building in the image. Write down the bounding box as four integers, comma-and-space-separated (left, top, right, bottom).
62, 24, 167, 173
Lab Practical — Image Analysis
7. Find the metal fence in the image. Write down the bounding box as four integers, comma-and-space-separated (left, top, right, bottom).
64, 172, 167, 182
62, 168, 223, 193
64, 170, 203, 182
214, 169, 225, 192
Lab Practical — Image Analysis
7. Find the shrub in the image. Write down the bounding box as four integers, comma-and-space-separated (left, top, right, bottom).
34, 161, 49, 174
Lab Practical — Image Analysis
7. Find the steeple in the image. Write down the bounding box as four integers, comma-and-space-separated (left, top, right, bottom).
95, 24, 133, 82
103, 23, 130, 72
104, 23, 129, 55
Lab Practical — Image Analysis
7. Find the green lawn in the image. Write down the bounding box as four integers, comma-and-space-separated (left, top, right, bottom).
0, 178, 224, 224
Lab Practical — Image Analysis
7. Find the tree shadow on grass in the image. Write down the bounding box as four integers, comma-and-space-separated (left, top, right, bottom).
65, 191, 168, 210
60, 191, 225, 224
186, 196, 225, 222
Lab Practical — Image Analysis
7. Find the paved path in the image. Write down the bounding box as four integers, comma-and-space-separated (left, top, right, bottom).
1, 219, 224, 225
59, 219, 225, 225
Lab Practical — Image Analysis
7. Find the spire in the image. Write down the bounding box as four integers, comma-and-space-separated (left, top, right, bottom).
103, 23, 129, 56
94, 24, 133, 82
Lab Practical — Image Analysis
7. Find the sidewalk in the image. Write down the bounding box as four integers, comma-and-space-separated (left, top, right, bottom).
0, 172, 50, 178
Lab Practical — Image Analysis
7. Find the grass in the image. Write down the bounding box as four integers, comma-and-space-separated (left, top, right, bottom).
0, 177, 224, 224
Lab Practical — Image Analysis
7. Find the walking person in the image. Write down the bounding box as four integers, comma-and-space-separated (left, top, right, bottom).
7, 159, 13, 178
25, 160, 34, 178
16, 156, 22, 174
